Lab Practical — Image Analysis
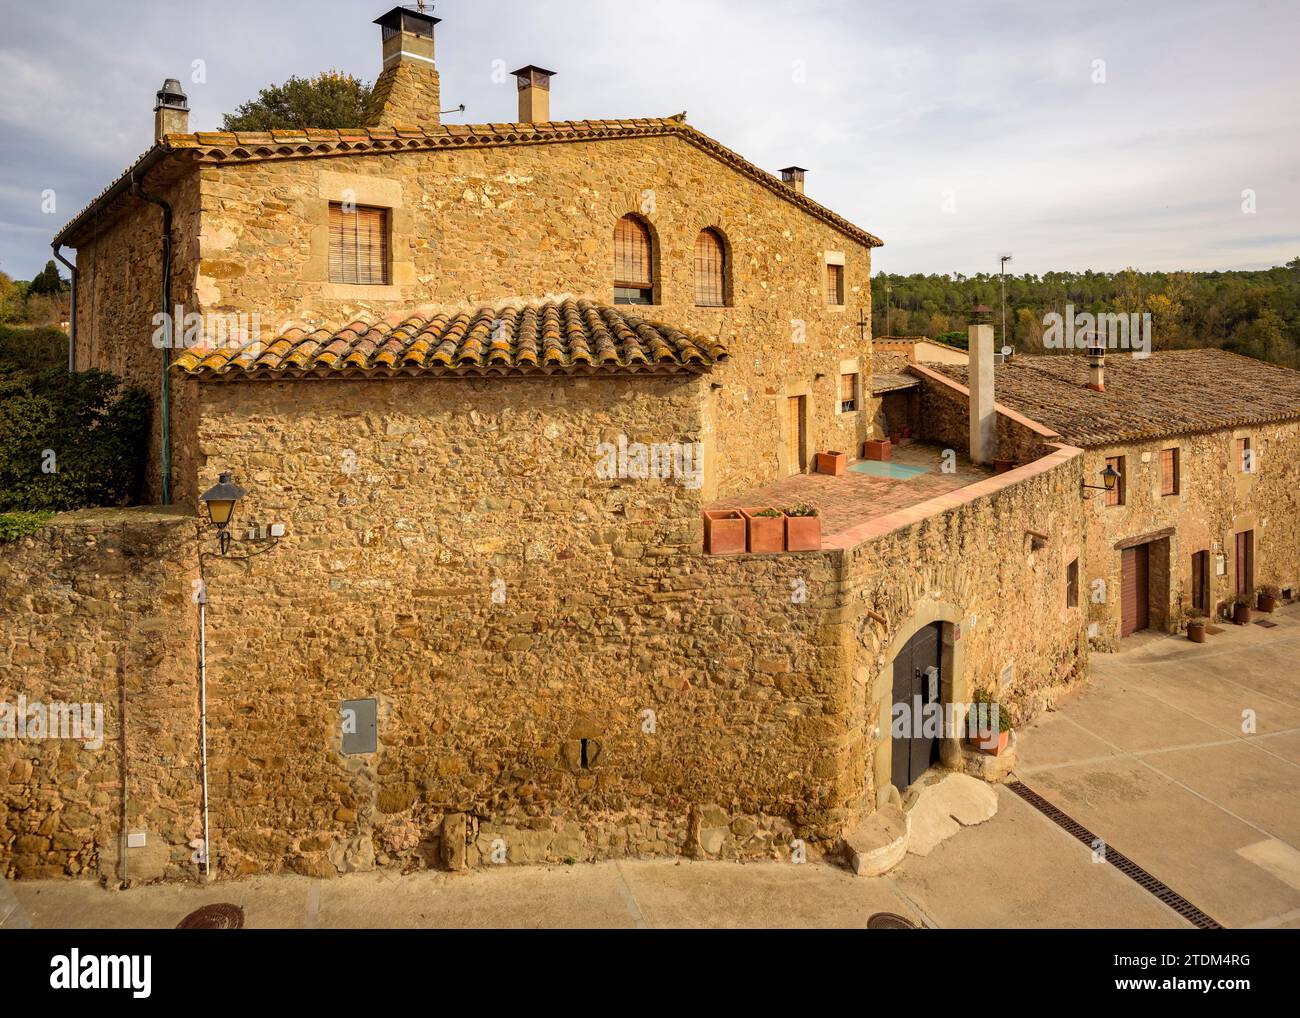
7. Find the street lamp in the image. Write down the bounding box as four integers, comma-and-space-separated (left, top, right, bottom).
1081, 463, 1121, 495
199, 472, 246, 555
999, 254, 1012, 350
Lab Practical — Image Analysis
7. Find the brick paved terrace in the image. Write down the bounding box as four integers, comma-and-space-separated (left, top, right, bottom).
708, 442, 994, 542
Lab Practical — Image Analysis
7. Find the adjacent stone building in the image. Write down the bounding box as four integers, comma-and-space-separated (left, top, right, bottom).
3, 7, 1295, 883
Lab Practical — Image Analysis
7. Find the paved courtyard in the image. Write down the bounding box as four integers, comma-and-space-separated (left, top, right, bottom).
4, 603, 1296, 929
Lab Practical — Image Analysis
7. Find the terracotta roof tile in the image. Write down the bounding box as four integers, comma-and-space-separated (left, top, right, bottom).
172, 299, 727, 381
936, 349, 1300, 446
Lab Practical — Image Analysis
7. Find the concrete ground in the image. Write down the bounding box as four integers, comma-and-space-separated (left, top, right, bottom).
4, 603, 1296, 929
1015, 601, 1300, 929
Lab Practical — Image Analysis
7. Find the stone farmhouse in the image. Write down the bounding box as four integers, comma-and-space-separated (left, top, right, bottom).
2, 7, 1297, 882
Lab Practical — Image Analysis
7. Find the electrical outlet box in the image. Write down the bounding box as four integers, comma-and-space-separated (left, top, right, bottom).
127, 832, 147, 848
270, 523, 286, 538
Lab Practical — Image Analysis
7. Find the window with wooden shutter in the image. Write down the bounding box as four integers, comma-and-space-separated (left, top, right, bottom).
614, 215, 653, 305
825, 263, 844, 306
1066, 558, 1079, 608
839, 372, 858, 413
1236, 436, 1253, 473
694, 229, 726, 307
1105, 456, 1125, 506
329, 203, 389, 285
1191, 551, 1208, 612
1160, 447, 1180, 496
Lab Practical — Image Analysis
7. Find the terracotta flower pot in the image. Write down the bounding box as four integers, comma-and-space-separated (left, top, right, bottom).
1258, 595, 1277, 613
740, 508, 785, 554
703, 510, 745, 556
815, 451, 847, 476
993, 458, 1016, 474
1233, 603, 1253, 626
1187, 622, 1206, 644
864, 439, 892, 462
785, 514, 822, 552
970, 730, 1010, 756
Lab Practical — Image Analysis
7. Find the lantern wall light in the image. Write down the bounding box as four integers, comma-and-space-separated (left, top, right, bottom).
199, 472, 247, 555
1081, 463, 1121, 495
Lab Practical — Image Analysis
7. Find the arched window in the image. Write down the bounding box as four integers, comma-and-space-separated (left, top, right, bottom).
694, 228, 727, 307
614, 215, 654, 305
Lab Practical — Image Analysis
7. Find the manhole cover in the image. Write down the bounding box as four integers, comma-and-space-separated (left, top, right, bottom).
1255, 620, 1279, 629
177, 903, 245, 929
867, 912, 918, 929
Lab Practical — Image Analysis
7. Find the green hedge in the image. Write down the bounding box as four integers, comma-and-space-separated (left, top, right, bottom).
0, 367, 151, 515
0, 324, 66, 375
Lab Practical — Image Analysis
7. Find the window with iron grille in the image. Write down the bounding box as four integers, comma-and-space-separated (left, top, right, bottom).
614, 215, 654, 305
840, 372, 858, 412
329, 203, 389, 285
1066, 558, 1079, 608
1236, 436, 1253, 473
825, 263, 844, 306
1105, 456, 1125, 506
694, 229, 726, 307
1160, 447, 1180, 496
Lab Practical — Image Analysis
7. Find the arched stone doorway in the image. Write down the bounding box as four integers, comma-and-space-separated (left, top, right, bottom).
871, 602, 968, 806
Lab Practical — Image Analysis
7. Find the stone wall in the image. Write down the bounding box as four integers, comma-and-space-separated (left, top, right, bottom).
188, 132, 876, 500
0, 509, 199, 882
911, 364, 1060, 465
1082, 419, 1300, 648
190, 374, 857, 875
70, 172, 202, 504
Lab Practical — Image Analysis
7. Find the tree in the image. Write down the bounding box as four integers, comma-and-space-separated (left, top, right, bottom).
222, 71, 373, 131
27, 260, 65, 296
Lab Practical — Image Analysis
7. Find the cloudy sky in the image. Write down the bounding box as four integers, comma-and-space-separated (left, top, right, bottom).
1, 0, 1297, 280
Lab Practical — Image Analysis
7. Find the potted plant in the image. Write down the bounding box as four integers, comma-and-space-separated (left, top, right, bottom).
1231, 593, 1253, 626
740, 507, 786, 554
966, 691, 1013, 756
1257, 584, 1281, 613
993, 458, 1016, 474
703, 509, 746, 556
864, 438, 892, 461
815, 450, 847, 476
784, 504, 822, 552
1184, 608, 1207, 644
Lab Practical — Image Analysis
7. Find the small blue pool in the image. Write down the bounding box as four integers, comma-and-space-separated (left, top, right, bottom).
850, 461, 929, 480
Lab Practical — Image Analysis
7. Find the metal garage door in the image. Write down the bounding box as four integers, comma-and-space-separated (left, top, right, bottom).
1121, 544, 1150, 637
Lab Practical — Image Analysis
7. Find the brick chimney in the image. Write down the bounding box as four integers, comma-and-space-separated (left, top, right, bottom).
512, 66, 556, 123
154, 78, 189, 141
365, 6, 442, 130
968, 322, 995, 465
780, 166, 807, 195
1086, 336, 1106, 392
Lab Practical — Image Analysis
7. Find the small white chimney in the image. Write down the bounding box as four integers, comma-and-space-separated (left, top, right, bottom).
968, 323, 995, 465
1086, 338, 1105, 392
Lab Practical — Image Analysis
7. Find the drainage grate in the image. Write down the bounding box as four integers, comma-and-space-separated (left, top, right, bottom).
1255, 620, 1279, 629
867, 912, 919, 929
1007, 781, 1221, 929
177, 903, 245, 929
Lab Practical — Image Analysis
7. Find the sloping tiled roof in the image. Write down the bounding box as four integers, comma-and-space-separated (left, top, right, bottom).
172, 299, 727, 380
55, 116, 883, 250
936, 349, 1300, 446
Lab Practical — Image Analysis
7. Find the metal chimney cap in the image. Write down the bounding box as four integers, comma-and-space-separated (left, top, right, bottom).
374, 6, 440, 36
155, 78, 188, 111
511, 65, 557, 89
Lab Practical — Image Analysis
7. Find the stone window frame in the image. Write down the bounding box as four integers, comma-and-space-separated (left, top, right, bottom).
823, 250, 846, 311
836, 357, 861, 416
1066, 556, 1080, 609
1159, 445, 1180, 497
612, 209, 661, 307
693, 225, 733, 309
308, 171, 414, 301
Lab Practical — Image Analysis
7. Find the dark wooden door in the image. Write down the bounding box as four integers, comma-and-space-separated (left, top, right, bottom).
1192, 551, 1209, 613
1235, 531, 1254, 598
890, 623, 943, 792
787, 396, 805, 474
1121, 544, 1150, 637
